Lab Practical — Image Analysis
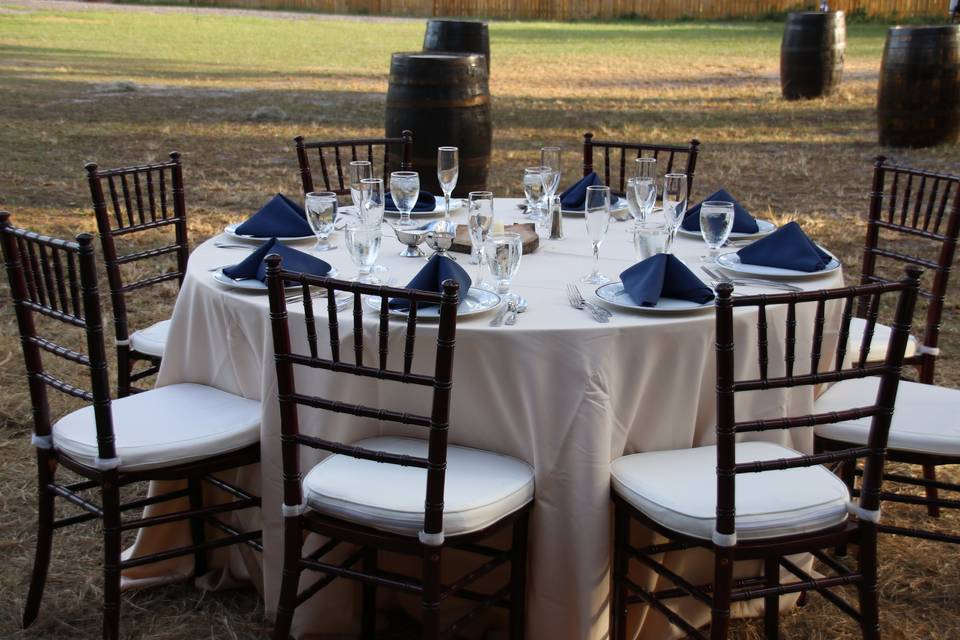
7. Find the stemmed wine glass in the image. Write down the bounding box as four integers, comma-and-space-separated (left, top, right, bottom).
522, 167, 547, 222
634, 157, 658, 226
699, 201, 735, 264
349, 160, 372, 221
582, 185, 612, 284
662, 173, 689, 253
437, 146, 459, 220
389, 170, 420, 229
539, 146, 561, 217
304, 191, 338, 252
485, 232, 523, 302
468, 191, 495, 291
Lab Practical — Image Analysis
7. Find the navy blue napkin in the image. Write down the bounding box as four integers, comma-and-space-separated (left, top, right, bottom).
389, 254, 472, 311
737, 221, 832, 272
222, 237, 332, 283
681, 189, 760, 234
620, 254, 715, 307
235, 193, 313, 238
385, 190, 436, 213
559, 172, 619, 210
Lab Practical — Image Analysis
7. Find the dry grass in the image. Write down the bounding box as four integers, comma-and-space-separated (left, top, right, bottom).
0, 1, 959, 638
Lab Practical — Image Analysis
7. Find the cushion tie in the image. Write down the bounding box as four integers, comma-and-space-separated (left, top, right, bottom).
31, 433, 53, 449
847, 501, 881, 524
712, 529, 737, 547
419, 529, 445, 546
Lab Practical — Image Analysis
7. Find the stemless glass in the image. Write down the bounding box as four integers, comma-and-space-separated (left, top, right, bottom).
582, 185, 612, 284
349, 160, 372, 220
699, 201, 735, 263
625, 177, 644, 228
522, 167, 547, 222
304, 191, 338, 252
468, 191, 495, 291
634, 157, 658, 225
662, 173, 689, 253
345, 221, 382, 283
389, 171, 420, 229
485, 232, 523, 301
360, 178, 389, 274
437, 146, 459, 220
539, 146, 562, 209
634, 220, 668, 261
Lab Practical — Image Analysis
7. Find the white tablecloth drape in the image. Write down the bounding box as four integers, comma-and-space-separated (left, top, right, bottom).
123, 198, 845, 639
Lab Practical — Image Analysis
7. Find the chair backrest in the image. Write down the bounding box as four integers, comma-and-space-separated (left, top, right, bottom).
581, 132, 700, 199
713, 266, 922, 545
860, 156, 960, 383
85, 151, 189, 345
265, 254, 459, 544
0, 212, 116, 462
294, 132, 414, 196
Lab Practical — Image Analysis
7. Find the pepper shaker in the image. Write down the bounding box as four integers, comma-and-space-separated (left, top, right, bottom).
549, 195, 564, 240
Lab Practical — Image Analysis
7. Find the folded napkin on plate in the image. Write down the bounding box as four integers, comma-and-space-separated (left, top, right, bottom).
235, 193, 312, 238
620, 254, 715, 307
737, 221, 831, 272
222, 237, 332, 282
385, 190, 436, 213
681, 188, 760, 234
559, 172, 619, 210
389, 254, 472, 311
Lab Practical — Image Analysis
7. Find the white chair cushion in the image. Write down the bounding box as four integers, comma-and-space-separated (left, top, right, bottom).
52, 383, 261, 471
611, 442, 850, 542
815, 377, 960, 456
846, 317, 918, 364
130, 319, 171, 358
302, 436, 534, 538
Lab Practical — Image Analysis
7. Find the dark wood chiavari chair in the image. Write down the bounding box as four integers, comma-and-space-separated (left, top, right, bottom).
609, 267, 922, 640
816, 157, 960, 542
265, 255, 534, 640
581, 132, 700, 198
85, 151, 189, 397
294, 131, 414, 196
0, 212, 262, 640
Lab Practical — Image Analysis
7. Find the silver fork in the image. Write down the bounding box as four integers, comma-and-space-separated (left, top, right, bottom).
566, 284, 610, 323
214, 242, 256, 250
702, 267, 803, 292
571, 284, 613, 319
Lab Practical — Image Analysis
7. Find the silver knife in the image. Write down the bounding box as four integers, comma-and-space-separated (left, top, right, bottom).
490, 302, 510, 327
504, 301, 519, 325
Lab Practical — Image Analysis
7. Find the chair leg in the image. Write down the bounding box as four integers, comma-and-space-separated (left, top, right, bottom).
360, 548, 377, 639
187, 476, 208, 578
610, 503, 630, 640
857, 523, 881, 640
922, 464, 941, 518
101, 477, 122, 640
22, 455, 56, 629
709, 548, 735, 640
272, 517, 304, 640
421, 547, 443, 640
835, 459, 857, 556
763, 556, 780, 640
117, 346, 132, 398
509, 512, 530, 640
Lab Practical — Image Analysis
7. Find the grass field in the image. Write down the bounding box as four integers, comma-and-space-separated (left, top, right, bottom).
1, 1, 959, 638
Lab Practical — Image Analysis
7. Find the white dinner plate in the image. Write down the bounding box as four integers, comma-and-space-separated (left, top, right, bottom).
715, 250, 841, 280
211, 267, 338, 292
383, 196, 464, 218
677, 218, 777, 240
595, 282, 714, 314
223, 223, 315, 243
365, 288, 501, 319
562, 199, 629, 217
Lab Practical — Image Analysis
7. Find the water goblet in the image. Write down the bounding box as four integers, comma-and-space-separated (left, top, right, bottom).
522, 166, 547, 222
437, 146, 459, 220
699, 201, 735, 264
662, 173, 689, 253
345, 221, 382, 284
304, 191, 338, 252
634, 220, 668, 261
582, 185, 612, 284
485, 232, 523, 302
468, 191, 495, 291
389, 171, 420, 229
349, 160, 372, 220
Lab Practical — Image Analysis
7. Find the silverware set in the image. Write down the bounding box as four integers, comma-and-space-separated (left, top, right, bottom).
285, 290, 352, 311
701, 267, 802, 292
566, 284, 612, 323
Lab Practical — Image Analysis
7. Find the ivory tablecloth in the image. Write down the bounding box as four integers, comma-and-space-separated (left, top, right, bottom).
124, 198, 845, 639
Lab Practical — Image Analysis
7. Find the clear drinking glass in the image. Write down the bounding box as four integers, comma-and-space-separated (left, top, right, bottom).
625, 177, 644, 228
634, 220, 668, 261
485, 232, 523, 301
345, 221, 382, 283
468, 191, 495, 292
389, 171, 420, 229
662, 173, 689, 253
349, 160, 372, 220
304, 191, 338, 252
539, 146, 562, 208
523, 167, 547, 222
699, 201, 735, 263
582, 185, 612, 284
437, 146, 459, 220
634, 157, 658, 226
360, 178, 388, 274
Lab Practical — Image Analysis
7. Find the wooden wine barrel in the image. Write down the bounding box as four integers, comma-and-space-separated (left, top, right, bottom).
423, 19, 490, 73
385, 52, 491, 196
780, 11, 846, 100
878, 25, 960, 148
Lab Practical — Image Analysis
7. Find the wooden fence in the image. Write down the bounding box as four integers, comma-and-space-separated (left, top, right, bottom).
196, 0, 950, 19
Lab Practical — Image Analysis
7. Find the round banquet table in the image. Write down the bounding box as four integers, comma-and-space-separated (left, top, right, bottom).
124, 198, 845, 639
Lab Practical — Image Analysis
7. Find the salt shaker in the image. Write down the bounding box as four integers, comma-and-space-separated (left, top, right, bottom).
549, 195, 564, 240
